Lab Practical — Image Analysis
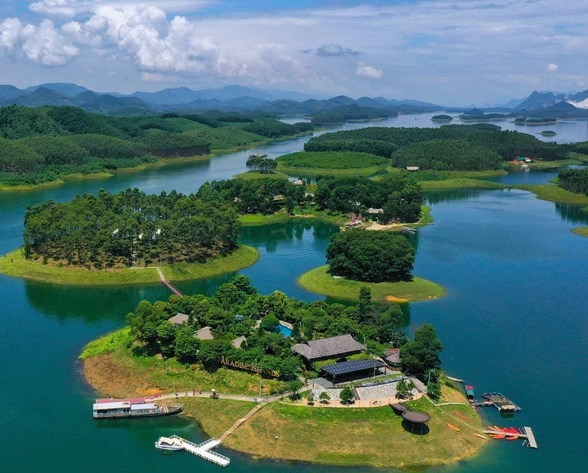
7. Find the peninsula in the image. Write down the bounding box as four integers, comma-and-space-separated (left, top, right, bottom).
82, 277, 484, 469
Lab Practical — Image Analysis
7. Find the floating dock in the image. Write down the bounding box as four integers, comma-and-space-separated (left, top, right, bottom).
482, 427, 537, 449
473, 392, 521, 412
168, 435, 230, 467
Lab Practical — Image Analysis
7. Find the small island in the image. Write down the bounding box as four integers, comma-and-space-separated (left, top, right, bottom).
431, 114, 453, 122
0, 187, 262, 285
514, 117, 558, 126
298, 229, 444, 303
82, 276, 483, 469
539, 130, 557, 136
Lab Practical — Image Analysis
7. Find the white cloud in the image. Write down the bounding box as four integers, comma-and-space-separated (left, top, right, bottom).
0, 17, 78, 66
29, 0, 215, 19
356, 62, 382, 79
546, 63, 558, 72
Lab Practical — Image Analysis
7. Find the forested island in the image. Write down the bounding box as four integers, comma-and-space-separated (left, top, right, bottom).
81, 276, 481, 468
310, 104, 394, 125
0, 105, 312, 189
431, 114, 453, 121
514, 117, 557, 126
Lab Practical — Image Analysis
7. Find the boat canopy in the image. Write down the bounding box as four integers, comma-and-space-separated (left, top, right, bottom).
130, 403, 156, 410
158, 437, 177, 445
92, 401, 130, 410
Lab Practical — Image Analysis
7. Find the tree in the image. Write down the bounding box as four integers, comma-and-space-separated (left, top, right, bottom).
358, 286, 372, 320
319, 391, 331, 404
287, 380, 304, 400
306, 391, 315, 405
326, 229, 415, 282
427, 381, 441, 400
396, 379, 414, 399
340, 386, 355, 404
375, 306, 404, 343
174, 326, 200, 363
400, 324, 443, 381
260, 314, 280, 332
156, 321, 177, 357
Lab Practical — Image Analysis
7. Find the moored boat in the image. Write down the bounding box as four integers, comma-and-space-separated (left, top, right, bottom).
93, 398, 183, 419
155, 436, 184, 451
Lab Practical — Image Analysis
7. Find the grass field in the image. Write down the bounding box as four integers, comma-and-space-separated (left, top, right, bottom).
297, 266, 445, 303
277, 151, 388, 169
514, 183, 588, 206
82, 329, 288, 397
571, 227, 588, 237
233, 171, 288, 180
224, 385, 485, 468
177, 398, 258, 437
420, 178, 504, 190
0, 245, 259, 286
277, 164, 383, 177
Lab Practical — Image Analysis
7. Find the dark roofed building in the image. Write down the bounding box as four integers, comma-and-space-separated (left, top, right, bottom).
292, 334, 366, 362
169, 313, 189, 325
385, 348, 402, 368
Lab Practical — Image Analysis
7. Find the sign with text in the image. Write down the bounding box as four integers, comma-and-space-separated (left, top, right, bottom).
220, 357, 280, 378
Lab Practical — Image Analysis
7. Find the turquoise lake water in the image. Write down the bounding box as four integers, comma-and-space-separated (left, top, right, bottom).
1, 115, 588, 472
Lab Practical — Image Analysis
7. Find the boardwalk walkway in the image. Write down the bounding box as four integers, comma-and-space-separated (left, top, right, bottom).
219, 404, 264, 442
155, 267, 184, 297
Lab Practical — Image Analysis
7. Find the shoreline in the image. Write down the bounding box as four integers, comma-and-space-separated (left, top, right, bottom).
0, 131, 312, 193
297, 265, 445, 303
81, 332, 485, 469
0, 245, 260, 286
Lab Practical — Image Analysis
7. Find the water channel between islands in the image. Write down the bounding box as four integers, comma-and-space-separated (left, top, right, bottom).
1, 113, 588, 473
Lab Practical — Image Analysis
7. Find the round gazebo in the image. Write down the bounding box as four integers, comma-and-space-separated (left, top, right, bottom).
401, 410, 430, 434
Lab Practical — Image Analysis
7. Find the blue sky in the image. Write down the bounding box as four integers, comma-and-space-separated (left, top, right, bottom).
1, 0, 587, 105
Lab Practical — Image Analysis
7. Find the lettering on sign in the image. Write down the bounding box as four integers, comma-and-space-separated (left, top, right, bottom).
220, 357, 280, 378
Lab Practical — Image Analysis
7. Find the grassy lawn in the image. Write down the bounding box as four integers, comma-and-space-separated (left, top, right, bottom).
82, 330, 288, 398
176, 398, 258, 437
0, 245, 260, 286
571, 227, 588, 238
421, 178, 504, 190
569, 152, 588, 163
233, 171, 288, 180
297, 266, 445, 303
277, 163, 383, 177
238, 211, 292, 226
161, 245, 260, 281
224, 385, 485, 468
514, 183, 588, 206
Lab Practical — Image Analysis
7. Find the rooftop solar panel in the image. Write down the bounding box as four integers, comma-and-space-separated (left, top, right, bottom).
322, 359, 384, 376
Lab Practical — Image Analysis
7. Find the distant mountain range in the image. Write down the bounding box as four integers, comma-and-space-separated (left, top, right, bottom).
509, 89, 588, 112
0, 82, 444, 116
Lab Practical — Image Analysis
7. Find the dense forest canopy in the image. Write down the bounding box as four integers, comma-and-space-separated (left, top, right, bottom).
305, 124, 568, 163
277, 151, 388, 169
123, 275, 426, 381
197, 178, 306, 214
558, 168, 588, 195
310, 105, 393, 125
0, 105, 314, 187
23, 188, 240, 268
314, 174, 424, 223
326, 230, 415, 283
392, 139, 503, 171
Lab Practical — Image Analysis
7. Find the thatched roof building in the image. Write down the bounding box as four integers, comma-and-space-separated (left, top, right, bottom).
292, 334, 365, 362
168, 313, 189, 325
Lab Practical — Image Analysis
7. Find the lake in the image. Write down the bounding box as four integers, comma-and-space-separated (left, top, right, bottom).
1, 118, 587, 473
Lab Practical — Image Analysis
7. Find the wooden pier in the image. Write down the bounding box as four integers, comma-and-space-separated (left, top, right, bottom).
169, 435, 230, 467
482, 427, 537, 448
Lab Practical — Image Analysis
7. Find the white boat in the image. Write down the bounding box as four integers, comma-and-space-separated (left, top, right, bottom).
155, 436, 184, 451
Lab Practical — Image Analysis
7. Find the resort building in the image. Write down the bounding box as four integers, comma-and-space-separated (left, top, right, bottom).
194, 326, 214, 340
384, 348, 402, 368
292, 334, 366, 363
168, 313, 189, 325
